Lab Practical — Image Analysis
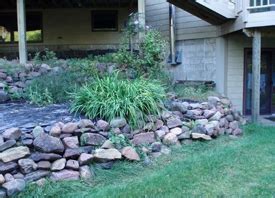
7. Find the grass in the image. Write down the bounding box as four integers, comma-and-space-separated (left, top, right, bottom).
17, 124, 275, 198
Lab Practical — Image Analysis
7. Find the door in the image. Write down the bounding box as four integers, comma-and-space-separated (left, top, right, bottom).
244, 50, 273, 115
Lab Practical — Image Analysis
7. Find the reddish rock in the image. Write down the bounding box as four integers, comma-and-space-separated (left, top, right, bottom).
121, 146, 140, 161
132, 132, 155, 145
62, 122, 78, 133
96, 120, 110, 131
50, 170, 80, 181
63, 136, 79, 148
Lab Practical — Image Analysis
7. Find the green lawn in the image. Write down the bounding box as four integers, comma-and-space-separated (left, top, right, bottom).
17, 125, 275, 198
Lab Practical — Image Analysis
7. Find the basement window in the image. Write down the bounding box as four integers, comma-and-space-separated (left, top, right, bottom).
0, 12, 43, 43
91, 10, 118, 32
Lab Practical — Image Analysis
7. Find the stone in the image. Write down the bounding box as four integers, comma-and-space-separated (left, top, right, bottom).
63, 136, 79, 148
0, 72, 7, 79
32, 126, 44, 138
13, 173, 24, 179
226, 114, 234, 122
161, 111, 173, 120
229, 121, 239, 130
78, 153, 94, 165
35, 178, 47, 186
0, 189, 6, 198
208, 96, 221, 106
0, 146, 30, 163
191, 133, 212, 141
232, 128, 242, 136
151, 142, 162, 152
163, 133, 179, 145
63, 147, 92, 159
0, 91, 8, 103
4, 174, 13, 182
192, 125, 207, 134
80, 133, 106, 146
171, 102, 188, 113
110, 118, 127, 128
221, 98, 231, 106
0, 174, 5, 184
94, 148, 122, 161
167, 118, 182, 129
97, 120, 110, 131
18, 159, 37, 174
37, 161, 51, 170
154, 119, 164, 130
24, 170, 50, 183
66, 160, 79, 170
62, 122, 78, 133
182, 126, 190, 132
155, 129, 166, 139
22, 139, 33, 146
30, 153, 62, 162
2, 128, 21, 140
2, 179, 26, 196
121, 124, 131, 134
177, 131, 191, 140
0, 136, 3, 145
209, 111, 222, 121
0, 162, 18, 174
132, 132, 155, 145
50, 170, 80, 181
160, 126, 169, 133
33, 133, 64, 153
78, 119, 94, 128
195, 119, 208, 126
49, 125, 62, 137
121, 146, 140, 161
101, 140, 114, 149
0, 140, 16, 152
51, 158, 66, 171
203, 110, 216, 119
80, 165, 93, 181
170, 127, 183, 136
143, 122, 154, 131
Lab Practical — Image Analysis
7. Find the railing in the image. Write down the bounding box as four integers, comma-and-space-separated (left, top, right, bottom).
248, 0, 275, 12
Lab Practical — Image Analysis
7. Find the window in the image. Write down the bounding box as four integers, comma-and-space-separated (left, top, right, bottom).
0, 12, 42, 43
91, 10, 118, 32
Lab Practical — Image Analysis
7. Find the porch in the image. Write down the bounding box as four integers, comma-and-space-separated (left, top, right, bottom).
0, 0, 145, 61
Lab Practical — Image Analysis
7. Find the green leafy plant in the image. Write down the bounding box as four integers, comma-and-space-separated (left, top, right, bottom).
71, 72, 166, 128
33, 48, 60, 66
24, 71, 86, 106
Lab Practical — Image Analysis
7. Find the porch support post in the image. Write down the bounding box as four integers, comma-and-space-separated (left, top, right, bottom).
17, 0, 27, 64
251, 30, 261, 123
138, 0, 145, 42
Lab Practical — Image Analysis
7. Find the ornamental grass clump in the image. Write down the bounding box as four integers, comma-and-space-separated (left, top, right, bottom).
71, 73, 166, 128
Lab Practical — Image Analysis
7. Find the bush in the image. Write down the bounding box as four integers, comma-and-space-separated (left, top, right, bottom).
71, 73, 166, 128
24, 71, 86, 106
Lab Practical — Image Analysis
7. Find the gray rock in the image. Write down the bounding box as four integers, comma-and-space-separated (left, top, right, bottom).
163, 133, 179, 145
66, 160, 79, 170
191, 133, 212, 141
226, 114, 234, 122
32, 126, 44, 138
51, 158, 66, 171
78, 119, 94, 128
80, 165, 93, 181
33, 133, 64, 153
132, 132, 155, 145
18, 159, 37, 174
0, 90, 8, 103
203, 110, 216, 119
177, 131, 191, 140
209, 111, 222, 121
0, 140, 16, 152
151, 142, 162, 152
94, 148, 122, 161
208, 96, 221, 106
0, 174, 5, 185
0, 146, 30, 163
171, 101, 188, 113
192, 125, 207, 134
63, 136, 79, 149
167, 118, 182, 129
24, 170, 50, 183
2, 128, 21, 140
78, 153, 94, 166
229, 121, 239, 130
170, 127, 183, 136
121, 146, 140, 161
37, 161, 51, 170
80, 133, 106, 146
62, 122, 78, 133
4, 174, 13, 182
0, 189, 6, 198
96, 120, 110, 131
13, 173, 24, 180
110, 118, 127, 128
2, 179, 26, 196
63, 147, 93, 159
30, 153, 62, 162
50, 170, 80, 181
49, 125, 61, 137
0, 162, 18, 174
155, 129, 166, 139
101, 140, 114, 149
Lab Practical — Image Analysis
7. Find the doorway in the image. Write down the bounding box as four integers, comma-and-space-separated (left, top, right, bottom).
244, 49, 275, 115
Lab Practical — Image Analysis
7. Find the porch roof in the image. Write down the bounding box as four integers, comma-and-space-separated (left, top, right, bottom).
0, 0, 137, 10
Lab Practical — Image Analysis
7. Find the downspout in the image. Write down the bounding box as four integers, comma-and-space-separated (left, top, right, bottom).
169, 3, 176, 65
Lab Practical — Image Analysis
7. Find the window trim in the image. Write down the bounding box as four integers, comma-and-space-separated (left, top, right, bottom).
91, 10, 119, 32
0, 11, 43, 44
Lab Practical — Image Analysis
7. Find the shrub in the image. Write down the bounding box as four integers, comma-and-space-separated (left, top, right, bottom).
24, 71, 86, 106
33, 48, 60, 67
71, 73, 166, 128
67, 58, 99, 77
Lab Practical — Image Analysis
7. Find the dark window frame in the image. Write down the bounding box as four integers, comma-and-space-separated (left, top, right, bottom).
0, 11, 43, 44
91, 10, 118, 32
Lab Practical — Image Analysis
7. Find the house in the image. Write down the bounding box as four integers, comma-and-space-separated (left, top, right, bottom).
0, 0, 273, 122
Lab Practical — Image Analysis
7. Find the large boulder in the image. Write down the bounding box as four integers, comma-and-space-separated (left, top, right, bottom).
33, 133, 64, 153
0, 146, 30, 163
80, 133, 106, 146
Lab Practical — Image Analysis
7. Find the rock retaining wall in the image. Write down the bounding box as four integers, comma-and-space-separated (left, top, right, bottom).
0, 96, 244, 197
